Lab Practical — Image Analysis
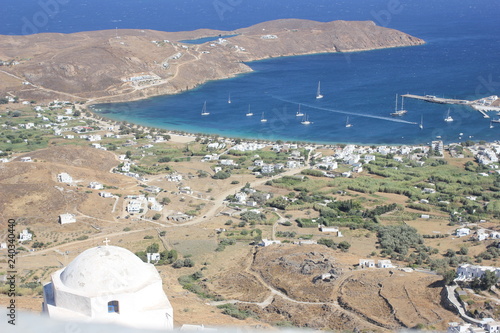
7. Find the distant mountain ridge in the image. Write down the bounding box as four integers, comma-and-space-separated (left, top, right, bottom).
0, 19, 424, 104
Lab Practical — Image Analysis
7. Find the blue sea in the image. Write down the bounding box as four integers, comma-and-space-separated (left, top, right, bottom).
4, 0, 500, 144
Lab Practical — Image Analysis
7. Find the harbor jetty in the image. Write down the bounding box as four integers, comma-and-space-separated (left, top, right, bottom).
402, 94, 500, 118
402, 94, 470, 105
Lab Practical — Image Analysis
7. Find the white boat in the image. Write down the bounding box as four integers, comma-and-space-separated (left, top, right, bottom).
316, 81, 323, 99
491, 118, 500, 123
391, 94, 407, 116
296, 104, 304, 117
201, 101, 210, 116
489, 121, 494, 129
345, 116, 353, 128
301, 114, 311, 125
419, 115, 424, 129
245, 104, 253, 116
260, 112, 267, 122
444, 108, 453, 122
228, 93, 231, 104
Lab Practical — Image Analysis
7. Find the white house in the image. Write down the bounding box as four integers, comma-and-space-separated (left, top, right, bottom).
99, 192, 114, 198
447, 323, 474, 333
476, 229, 489, 241
456, 264, 500, 280
485, 322, 500, 333
20, 157, 32, 162
286, 160, 301, 169
19, 229, 32, 242
235, 192, 247, 203
147, 197, 163, 212
219, 159, 235, 166
166, 173, 183, 182
147, 252, 161, 264
377, 260, 395, 268
342, 171, 352, 178
259, 239, 281, 247
364, 155, 376, 163
261, 164, 275, 174
353, 165, 363, 173
456, 228, 471, 237
359, 259, 376, 268
87, 135, 102, 142
144, 186, 161, 194
318, 225, 343, 237
59, 214, 76, 224
42, 245, 173, 330
127, 200, 142, 213
58, 173, 73, 183
89, 182, 104, 190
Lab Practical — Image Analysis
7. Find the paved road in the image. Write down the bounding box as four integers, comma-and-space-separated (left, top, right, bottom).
445, 285, 483, 325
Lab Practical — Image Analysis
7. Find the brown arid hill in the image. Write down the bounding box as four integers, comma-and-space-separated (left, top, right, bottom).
0, 146, 135, 224
0, 19, 424, 104
208, 244, 459, 332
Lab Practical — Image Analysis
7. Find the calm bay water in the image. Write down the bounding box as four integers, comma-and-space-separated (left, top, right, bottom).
4, 0, 500, 144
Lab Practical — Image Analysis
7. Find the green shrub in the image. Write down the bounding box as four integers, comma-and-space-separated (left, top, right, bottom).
216, 304, 254, 320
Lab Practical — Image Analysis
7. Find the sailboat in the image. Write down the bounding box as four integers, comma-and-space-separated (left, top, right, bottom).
316, 81, 323, 99
245, 104, 253, 116
444, 108, 453, 122
227, 93, 231, 104
296, 104, 304, 117
345, 116, 353, 128
490, 120, 494, 129
301, 114, 311, 125
391, 94, 407, 116
419, 115, 424, 129
260, 112, 267, 122
201, 101, 210, 116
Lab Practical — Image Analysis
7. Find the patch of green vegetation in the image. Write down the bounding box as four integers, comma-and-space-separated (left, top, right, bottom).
215, 238, 236, 252
178, 272, 222, 300
216, 303, 254, 320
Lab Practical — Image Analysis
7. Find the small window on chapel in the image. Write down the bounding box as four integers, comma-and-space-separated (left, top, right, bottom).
108, 300, 119, 313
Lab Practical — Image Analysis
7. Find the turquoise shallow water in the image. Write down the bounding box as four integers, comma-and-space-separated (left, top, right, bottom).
5, 0, 499, 144
94, 33, 500, 144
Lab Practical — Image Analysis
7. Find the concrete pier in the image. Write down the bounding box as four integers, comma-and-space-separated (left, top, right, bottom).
402, 94, 470, 105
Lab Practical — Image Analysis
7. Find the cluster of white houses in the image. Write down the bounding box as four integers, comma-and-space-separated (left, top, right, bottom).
468, 142, 500, 167
456, 264, 500, 281
455, 227, 500, 241
359, 259, 395, 269
448, 321, 500, 333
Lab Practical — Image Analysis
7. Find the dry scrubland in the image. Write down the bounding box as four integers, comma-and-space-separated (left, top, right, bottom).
1, 139, 499, 330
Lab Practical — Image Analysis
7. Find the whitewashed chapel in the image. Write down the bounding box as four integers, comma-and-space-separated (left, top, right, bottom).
42, 243, 173, 330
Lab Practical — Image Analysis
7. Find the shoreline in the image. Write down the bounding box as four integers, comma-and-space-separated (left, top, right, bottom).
84, 42, 427, 106
90, 110, 465, 148
0, 19, 425, 106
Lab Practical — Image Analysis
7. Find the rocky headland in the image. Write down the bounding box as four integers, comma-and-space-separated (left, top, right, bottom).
0, 19, 424, 104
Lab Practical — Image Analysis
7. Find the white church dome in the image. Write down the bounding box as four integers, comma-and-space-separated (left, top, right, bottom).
60, 245, 158, 296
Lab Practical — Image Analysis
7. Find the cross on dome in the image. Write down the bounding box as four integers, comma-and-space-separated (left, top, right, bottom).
103, 237, 110, 246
